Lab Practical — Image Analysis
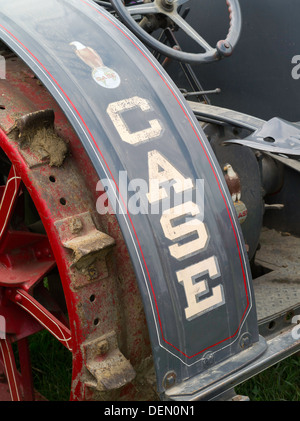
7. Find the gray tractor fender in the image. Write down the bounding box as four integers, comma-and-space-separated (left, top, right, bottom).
0, 0, 266, 397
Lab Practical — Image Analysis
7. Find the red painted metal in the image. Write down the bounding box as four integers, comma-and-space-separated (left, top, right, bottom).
0, 53, 153, 401
0, 369, 13, 401
0, 338, 22, 401
0, 165, 21, 246
0, 290, 43, 339
0, 258, 55, 288
0, 153, 70, 399
17, 338, 35, 401
0, 151, 73, 399
0, 75, 76, 399
0, 337, 46, 401
8, 288, 72, 351
0, 163, 56, 289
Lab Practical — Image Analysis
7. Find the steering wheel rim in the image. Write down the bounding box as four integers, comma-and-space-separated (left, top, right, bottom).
109, 0, 242, 64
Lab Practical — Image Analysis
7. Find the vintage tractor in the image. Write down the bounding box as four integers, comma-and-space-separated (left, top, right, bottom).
0, 0, 299, 401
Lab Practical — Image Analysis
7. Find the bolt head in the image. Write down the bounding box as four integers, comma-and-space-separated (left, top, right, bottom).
240, 333, 252, 349
163, 371, 176, 389
161, 0, 174, 9
14, 294, 22, 304
202, 351, 214, 367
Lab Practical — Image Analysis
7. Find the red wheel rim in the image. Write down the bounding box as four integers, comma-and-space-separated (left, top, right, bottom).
0, 53, 155, 401
0, 143, 73, 401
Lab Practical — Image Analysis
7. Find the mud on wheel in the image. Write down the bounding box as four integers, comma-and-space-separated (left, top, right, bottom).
0, 53, 156, 401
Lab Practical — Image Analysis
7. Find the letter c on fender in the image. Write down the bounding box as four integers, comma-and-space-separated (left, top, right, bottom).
107, 96, 163, 145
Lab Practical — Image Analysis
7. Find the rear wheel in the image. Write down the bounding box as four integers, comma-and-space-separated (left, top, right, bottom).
0, 53, 156, 401
0, 145, 72, 400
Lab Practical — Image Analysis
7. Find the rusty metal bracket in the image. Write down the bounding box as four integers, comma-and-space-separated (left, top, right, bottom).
63, 229, 115, 268
56, 212, 115, 288
8, 109, 68, 167
82, 331, 136, 392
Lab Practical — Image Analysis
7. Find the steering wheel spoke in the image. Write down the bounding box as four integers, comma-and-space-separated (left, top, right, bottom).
110, 0, 241, 63
171, 12, 213, 52
127, 2, 160, 15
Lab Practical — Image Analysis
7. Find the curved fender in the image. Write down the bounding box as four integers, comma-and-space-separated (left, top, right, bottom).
0, 0, 265, 395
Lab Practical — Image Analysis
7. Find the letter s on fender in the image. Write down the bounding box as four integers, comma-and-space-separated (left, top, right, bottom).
160, 202, 208, 260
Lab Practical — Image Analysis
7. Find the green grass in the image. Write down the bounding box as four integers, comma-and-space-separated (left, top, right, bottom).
28, 330, 72, 401
236, 355, 300, 401
25, 330, 300, 401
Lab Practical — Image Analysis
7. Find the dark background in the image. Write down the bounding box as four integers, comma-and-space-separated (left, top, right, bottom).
170, 0, 300, 122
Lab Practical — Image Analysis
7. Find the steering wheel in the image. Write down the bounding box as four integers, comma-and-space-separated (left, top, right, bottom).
109, 0, 242, 64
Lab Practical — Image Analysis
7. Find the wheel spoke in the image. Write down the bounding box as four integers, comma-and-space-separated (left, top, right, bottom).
0, 338, 22, 401
171, 13, 213, 51
0, 232, 56, 288
0, 146, 72, 401
0, 165, 22, 243
10, 288, 72, 351
17, 338, 35, 401
0, 186, 5, 201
